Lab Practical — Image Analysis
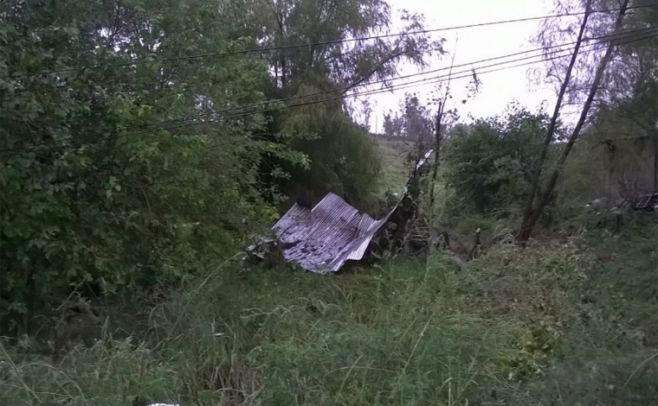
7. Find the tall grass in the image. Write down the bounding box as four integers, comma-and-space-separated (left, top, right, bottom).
2, 219, 658, 405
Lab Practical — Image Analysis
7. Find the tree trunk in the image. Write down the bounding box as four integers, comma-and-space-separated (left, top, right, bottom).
518, 0, 631, 242
517, 0, 593, 242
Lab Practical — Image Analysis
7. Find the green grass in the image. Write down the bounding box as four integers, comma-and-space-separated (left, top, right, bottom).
375, 138, 414, 196
2, 218, 658, 405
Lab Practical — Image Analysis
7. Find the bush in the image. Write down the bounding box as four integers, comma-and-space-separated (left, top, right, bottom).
443, 107, 549, 214
0, 0, 277, 333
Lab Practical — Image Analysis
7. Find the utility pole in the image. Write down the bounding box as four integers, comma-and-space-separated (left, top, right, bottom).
653, 126, 658, 193
428, 102, 444, 208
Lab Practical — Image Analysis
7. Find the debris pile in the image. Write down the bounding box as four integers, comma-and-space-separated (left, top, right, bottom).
249, 149, 435, 273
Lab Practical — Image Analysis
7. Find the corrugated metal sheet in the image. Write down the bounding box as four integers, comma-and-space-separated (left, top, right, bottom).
273, 193, 395, 273
416, 149, 434, 170
271, 149, 434, 274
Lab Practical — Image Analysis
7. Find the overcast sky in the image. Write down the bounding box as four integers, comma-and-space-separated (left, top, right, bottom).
363, 0, 569, 132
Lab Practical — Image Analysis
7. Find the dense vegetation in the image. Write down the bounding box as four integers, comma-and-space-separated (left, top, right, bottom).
443, 108, 551, 214
1, 0, 657, 404
0, 0, 435, 333
2, 220, 657, 404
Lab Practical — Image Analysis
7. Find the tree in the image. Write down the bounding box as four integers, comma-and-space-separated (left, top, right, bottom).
0, 0, 277, 333
381, 93, 434, 140
518, 0, 635, 241
444, 108, 550, 213
586, 0, 658, 195
228, 0, 442, 208
383, 111, 404, 138
231, 0, 438, 91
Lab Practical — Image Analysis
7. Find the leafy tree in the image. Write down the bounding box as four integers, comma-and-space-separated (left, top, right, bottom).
582, 0, 658, 197
228, 0, 441, 209
402, 94, 434, 141
232, 0, 437, 90
0, 0, 277, 333
281, 100, 382, 209
519, 0, 640, 241
383, 111, 404, 138
562, 82, 658, 203
0, 0, 444, 333
380, 93, 434, 140
443, 108, 550, 213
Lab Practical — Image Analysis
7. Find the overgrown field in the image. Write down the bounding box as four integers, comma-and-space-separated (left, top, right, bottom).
2, 218, 657, 405
2, 0, 657, 404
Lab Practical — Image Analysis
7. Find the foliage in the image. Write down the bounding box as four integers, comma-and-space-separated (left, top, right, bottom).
0, 255, 509, 405
0, 0, 279, 333
280, 95, 383, 209
228, 0, 442, 209
0, 0, 445, 335
231, 0, 439, 89
382, 93, 434, 141
536, 0, 657, 203
562, 79, 658, 204
374, 138, 414, 198
443, 107, 550, 213
515, 0, 657, 241
2, 1, 658, 404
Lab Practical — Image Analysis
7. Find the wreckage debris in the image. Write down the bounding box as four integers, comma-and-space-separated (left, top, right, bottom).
248, 149, 435, 274
634, 192, 658, 211
270, 192, 395, 274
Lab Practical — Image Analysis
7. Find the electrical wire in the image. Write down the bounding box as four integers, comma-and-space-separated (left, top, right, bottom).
134, 28, 658, 134
143, 27, 658, 129
117, 29, 658, 142
7, 4, 655, 79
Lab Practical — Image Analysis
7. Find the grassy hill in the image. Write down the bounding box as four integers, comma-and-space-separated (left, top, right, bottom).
374, 136, 415, 196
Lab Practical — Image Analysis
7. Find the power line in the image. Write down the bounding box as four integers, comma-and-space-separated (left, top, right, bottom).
121, 28, 658, 140
195, 29, 653, 124
325, 4, 654, 44
226, 54, 583, 120
6, 23, 654, 138
337, 30, 658, 101
8, 4, 654, 79
357, 25, 658, 88
144, 28, 658, 131
145, 27, 658, 128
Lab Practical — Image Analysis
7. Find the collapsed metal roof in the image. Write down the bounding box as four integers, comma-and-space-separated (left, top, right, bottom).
269, 148, 435, 274
273, 193, 395, 274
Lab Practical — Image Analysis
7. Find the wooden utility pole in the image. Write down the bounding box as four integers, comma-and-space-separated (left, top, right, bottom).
428, 101, 444, 208
653, 129, 658, 193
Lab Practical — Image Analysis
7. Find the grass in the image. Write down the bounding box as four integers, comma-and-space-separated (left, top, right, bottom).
374, 137, 414, 196
1, 217, 658, 405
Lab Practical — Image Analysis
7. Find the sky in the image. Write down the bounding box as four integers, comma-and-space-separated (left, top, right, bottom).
362, 0, 569, 132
